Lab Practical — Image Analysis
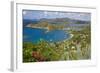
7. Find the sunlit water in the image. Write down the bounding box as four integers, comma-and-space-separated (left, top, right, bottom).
23, 27, 70, 43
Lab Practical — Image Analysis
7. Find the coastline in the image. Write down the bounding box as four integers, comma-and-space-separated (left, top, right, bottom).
26, 24, 48, 30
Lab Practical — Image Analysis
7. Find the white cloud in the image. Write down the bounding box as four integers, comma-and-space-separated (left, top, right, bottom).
23, 11, 27, 15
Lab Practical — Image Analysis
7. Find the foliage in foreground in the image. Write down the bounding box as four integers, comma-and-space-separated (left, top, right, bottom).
23, 26, 91, 62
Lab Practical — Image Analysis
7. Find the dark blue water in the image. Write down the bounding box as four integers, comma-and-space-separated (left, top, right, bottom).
23, 27, 70, 43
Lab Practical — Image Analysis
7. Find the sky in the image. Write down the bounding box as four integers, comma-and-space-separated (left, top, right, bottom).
23, 10, 91, 21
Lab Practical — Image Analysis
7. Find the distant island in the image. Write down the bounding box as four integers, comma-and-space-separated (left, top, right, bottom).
26, 21, 65, 31
24, 17, 90, 31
